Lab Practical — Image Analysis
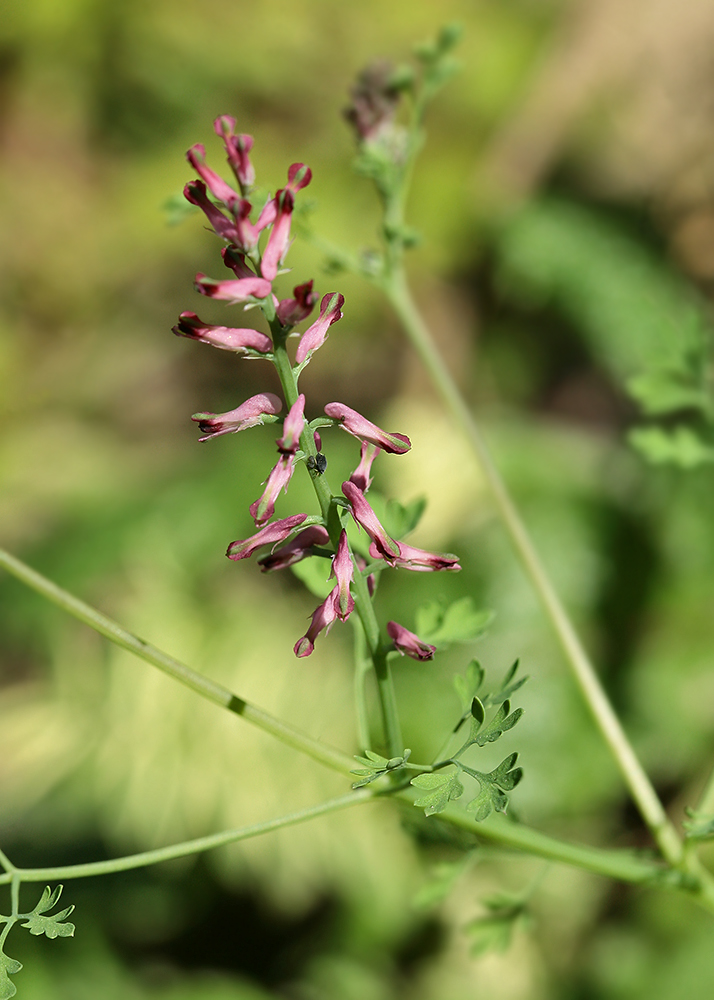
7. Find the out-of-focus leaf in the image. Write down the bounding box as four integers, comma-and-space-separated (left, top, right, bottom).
416, 598, 494, 646
382, 496, 427, 539
628, 426, 714, 468
683, 808, 714, 840
626, 369, 709, 417
290, 555, 334, 598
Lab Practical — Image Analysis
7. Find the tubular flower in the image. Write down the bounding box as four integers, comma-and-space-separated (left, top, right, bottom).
276, 280, 317, 327
324, 402, 410, 454
194, 272, 272, 303
295, 293, 345, 365
227, 513, 309, 562
186, 144, 240, 208
183, 180, 243, 243
387, 621, 436, 661
293, 590, 339, 658
173, 312, 272, 354
213, 116, 256, 192
369, 539, 461, 572
249, 455, 296, 527
341, 481, 400, 561
330, 530, 355, 621
192, 392, 282, 442
258, 525, 330, 572
261, 163, 312, 281
349, 441, 380, 493
276, 394, 306, 454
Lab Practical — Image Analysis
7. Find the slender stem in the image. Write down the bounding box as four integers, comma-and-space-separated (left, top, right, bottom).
0, 547, 354, 776
380, 270, 684, 869
352, 619, 372, 751
694, 763, 714, 820
0, 848, 13, 874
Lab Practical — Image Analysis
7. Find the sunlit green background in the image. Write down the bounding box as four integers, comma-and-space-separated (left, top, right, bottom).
2, 0, 714, 997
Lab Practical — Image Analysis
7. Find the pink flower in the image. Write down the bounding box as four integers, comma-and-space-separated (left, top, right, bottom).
192, 392, 282, 441
276, 281, 317, 327
183, 181, 243, 243
331, 530, 355, 621
276, 395, 305, 454
260, 164, 313, 281
194, 272, 272, 303
387, 621, 436, 661
186, 144, 240, 208
227, 513, 309, 561
213, 116, 256, 192
258, 525, 330, 572
294, 590, 339, 658
341, 481, 400, 561
369, 540, 461, 572
295, 293, 345, 365
348, 442, 380, 493
173, 312, 272, 354
249, 454, 296, 527
324, 402, 410, 454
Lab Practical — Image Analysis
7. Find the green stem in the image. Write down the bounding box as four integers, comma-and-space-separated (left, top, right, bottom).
352, 619, 372, 751
694, 763, 714, 820
379, 268, 685, 870
0, 792, 372, 885
0, 547, 354, 776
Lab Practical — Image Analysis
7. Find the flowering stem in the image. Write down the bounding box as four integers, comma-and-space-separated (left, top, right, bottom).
0, 546, 355, 776
352, 619, 372, 750
263, 303, 404, 758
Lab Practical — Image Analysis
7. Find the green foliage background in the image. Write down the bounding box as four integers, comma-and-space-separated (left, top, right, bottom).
1, 0, 714, 997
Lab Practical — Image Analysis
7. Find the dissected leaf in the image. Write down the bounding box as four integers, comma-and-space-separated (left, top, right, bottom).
465, 755, 523, 820
474, 701, 524, 747
683, 808, 714, 840
627, 369, 709, 416
0, 951, 22, 1000
20, 885, 75, 940
416, 598, 494, 646
411, 772, 464, 817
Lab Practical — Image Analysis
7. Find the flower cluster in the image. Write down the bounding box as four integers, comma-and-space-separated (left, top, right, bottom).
175, 118, 460, 660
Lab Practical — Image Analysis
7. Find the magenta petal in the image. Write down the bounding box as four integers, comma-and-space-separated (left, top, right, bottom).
276, 280, 317, 327
294, 588, 339, 658
227, 513, 308, 561
369, 540, 461, 572
192, 391, 282, 441
276, 394, 306, 454
184, 181, 241, 242
173, 312, 272, 354
195, 273, 272, 302
295, 293, 345, 365
213, 116, 256, 191
186, 144, 240, 208
286, 163, 312, 192
387, 621, 436, 661
330, 530, 355, 621
261, 192, 294, 281
348, 441, 380, 493
341, 481, 400, 561
324, 402, 410, 454
258, 525, 330, 572
249, 454, 296, 527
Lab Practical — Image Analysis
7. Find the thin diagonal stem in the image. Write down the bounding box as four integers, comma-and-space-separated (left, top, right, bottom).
0, 791, 372, 885
381, 269, 684, 868
0, 547, 354, 776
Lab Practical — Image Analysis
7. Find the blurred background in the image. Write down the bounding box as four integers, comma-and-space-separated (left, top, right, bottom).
1, 0, 714, 997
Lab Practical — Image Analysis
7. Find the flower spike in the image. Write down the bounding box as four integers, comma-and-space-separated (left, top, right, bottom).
295, 293, 345, 365
173, 312, 272, 354
192, 392, 282, 441
387, 621, 436, 661
227, 513, 309, 561
324, 402, 410, 454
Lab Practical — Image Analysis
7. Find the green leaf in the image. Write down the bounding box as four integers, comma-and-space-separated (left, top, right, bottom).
20, 885, 75, 940
416, 598, 494, 646
628, 425, 714, 468
453, 659, 485, 714
465, 891, 527, 957
465, 755, 523, 820
627, 369, 709, 416
351, 749, 410, 788
470, 697, 485, 728
411, 771, 464, 817
0, 950, 22, 1000
413, 853, 478, 909
474, 701, 524, 747
290, 555, 334, 598
485, 659, 528, 707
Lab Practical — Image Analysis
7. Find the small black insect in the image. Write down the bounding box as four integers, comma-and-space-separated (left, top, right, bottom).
306, 452, 328, 475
